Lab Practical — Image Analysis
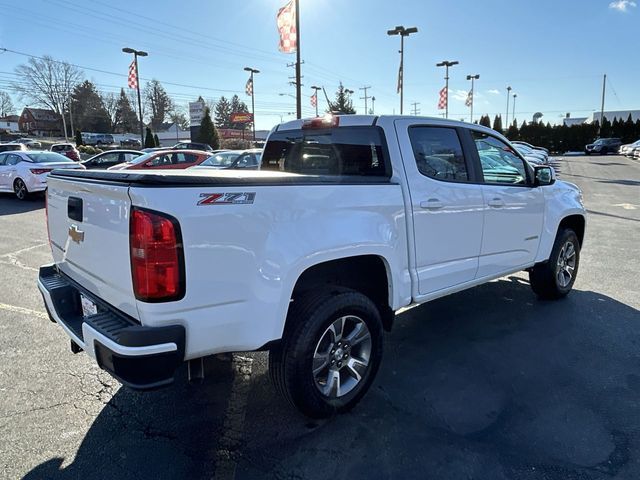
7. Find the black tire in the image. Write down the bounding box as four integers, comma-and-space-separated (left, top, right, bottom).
13, 178, 29, 201
269, 288, 384, 418
529, 228, 580, 300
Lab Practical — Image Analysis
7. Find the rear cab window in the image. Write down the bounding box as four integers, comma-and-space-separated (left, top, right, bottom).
262, 126, 391, 178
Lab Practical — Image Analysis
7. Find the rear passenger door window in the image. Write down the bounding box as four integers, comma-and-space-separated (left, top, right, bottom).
471, 131, 530, 186
408, 127, 469, 182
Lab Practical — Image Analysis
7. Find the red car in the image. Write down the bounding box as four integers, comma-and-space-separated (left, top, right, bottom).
107, 149, 213, 170
51, 143, 80, 161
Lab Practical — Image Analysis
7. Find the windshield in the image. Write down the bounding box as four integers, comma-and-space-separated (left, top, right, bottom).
26, 152, 74, 163
199, 151, 240, 167
125, 151, 158, 165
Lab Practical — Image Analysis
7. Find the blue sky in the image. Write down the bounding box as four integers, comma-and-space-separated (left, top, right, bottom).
0, 0, 638, 130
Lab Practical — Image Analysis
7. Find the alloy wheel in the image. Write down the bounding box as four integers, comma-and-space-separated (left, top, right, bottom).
14, 180, 27, 200
556, 241, 577, 288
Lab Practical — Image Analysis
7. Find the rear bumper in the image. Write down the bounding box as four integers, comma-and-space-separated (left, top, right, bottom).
38, 264, 185, 389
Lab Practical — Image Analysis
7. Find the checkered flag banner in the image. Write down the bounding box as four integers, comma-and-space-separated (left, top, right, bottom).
465, 89, 473, 107
437, 86, 447, 110
310, 92, 317, 107
277, 0, 297, 53
245, 77, 253, 97
127, 60, 138, 89
396, 60, 403, 94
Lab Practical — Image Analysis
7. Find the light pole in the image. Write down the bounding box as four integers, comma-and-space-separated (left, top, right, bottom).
436, 60, 459, 119
371, 96, 376, 114
512, 93, 517, 124
244, 67, 259, 141
387, 25, 418, 115
345, 88, 354, 110
311, 85, 321, 116
466, 74, 479, 123
506, 86, 512, 127
122, 47, 148, 146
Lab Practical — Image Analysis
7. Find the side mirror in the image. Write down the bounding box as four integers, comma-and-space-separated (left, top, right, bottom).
534, 165, 555, 186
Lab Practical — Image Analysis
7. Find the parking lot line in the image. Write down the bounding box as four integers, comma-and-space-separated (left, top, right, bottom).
0, 302, 48, 320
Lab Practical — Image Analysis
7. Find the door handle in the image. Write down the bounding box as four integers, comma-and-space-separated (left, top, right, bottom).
488, 197, 505, 208
420, 198, 444, 210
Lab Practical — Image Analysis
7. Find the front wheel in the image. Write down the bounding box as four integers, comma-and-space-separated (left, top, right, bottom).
14, 178, 29, 201
529, 228, 580, 299
269, 289, 383, 418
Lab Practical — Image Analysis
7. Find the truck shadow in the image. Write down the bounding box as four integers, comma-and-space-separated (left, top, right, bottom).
0, 194, 44, 216
23, 277, 640, 480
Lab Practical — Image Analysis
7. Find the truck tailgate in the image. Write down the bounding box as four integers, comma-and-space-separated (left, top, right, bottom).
46, 176, 138, 319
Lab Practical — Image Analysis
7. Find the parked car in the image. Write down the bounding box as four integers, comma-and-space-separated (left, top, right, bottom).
0, 150, 84, 200
632, 146, 640, 160
191, 150, 241, 169
513, 145, 547, 165
84, 133, 115, 147
229, 148, 263, 169
619, 140, 640, 156
81, 150, 143, 170
15, 138, 42, 149
50, 143, 80, 161
107, 149, 213, 170
39, 115, 586, 418
511, 140, 549, 155
584, 138, 621, 155
172, 141, 214, 152
120, 138, 142, 148
0, 143, 27, 153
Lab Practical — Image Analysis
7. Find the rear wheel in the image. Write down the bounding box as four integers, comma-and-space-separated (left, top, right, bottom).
529, 228, 580, 299
13, 178, 29, 201
269, 288, 383, 418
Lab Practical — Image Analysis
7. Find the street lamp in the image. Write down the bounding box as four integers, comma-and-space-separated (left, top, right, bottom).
436, 60, 459, 119
278, 93, 296, 99
387, 25, 418, 115
512, 93, 517, 124
244, 67, 259, 141
506, 86, 512, 127
466, 74, 480, 123
311, 85, 321, 117
371, 96, 376, 114
122, 47, 148, 146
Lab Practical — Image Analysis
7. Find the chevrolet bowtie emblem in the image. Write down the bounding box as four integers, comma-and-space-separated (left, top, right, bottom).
68, 225, 85, 244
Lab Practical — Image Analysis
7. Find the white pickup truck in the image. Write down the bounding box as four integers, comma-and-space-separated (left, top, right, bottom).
38, 115, 586, 418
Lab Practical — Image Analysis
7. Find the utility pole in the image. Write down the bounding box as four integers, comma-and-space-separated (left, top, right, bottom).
599, 74, 606, 135
512, 93, 517, 124
244, 67, 259, 141
295, 0, 302, 119
371, 96, 376, 114
466, 74, 480, 123
387, 25, 418, 115
436, 60, 459, 119
311, 85, 321, 117
122, 47, 148, 146
506, 86, 512, 127
410, 102, 420, 115
359, 86, 371, 113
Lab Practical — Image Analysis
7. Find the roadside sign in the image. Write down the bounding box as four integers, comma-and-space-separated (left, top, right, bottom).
230, 112, 254, 124
189, 101, 205, 127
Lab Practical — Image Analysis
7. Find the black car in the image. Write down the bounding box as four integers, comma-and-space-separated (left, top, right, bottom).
172, 141, 213, 152
80, 150, 143, 169
584, 138, 621, 155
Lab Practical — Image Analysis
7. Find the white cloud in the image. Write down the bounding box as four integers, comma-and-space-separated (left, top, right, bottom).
452, 90, 469, 102
609, 0, 636, 12
487, 89, 501, 95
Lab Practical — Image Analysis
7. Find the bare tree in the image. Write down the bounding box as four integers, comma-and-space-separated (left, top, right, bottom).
102, 92, 118, 127
0, 91, 15, 116
12, 55, 83, 139
144, 79, 173, 130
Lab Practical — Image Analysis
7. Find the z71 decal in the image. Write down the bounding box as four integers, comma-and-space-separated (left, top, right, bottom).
198, 192, 256, 206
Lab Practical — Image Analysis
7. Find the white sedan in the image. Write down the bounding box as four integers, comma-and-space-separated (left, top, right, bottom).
0, 150, 84, 200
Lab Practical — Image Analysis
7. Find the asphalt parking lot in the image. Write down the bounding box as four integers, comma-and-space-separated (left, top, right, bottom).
1, 154, 639, 480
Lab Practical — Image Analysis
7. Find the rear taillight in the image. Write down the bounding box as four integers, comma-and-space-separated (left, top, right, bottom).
130, 207, 185, 302
30, 168, 53, 175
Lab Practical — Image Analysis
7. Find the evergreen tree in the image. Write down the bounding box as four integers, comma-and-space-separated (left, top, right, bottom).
328, 82, 356, 114
479, 115, 491, 128
70, 80, 112, 132
196, 108, 220, 149
114, 88, 138, 133
154, 133, 160, 147
229, 95, 250, 130
214, 96, 232, 128
492, 115, 503, 133
144, 127, 155, 148
75, 129, 83, 146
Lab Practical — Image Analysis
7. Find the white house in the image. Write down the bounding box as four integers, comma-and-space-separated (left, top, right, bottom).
0, 115, 20, 133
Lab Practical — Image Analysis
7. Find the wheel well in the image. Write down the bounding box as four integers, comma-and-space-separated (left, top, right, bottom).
291, 255, 394, 331
559, 215, 585, 246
